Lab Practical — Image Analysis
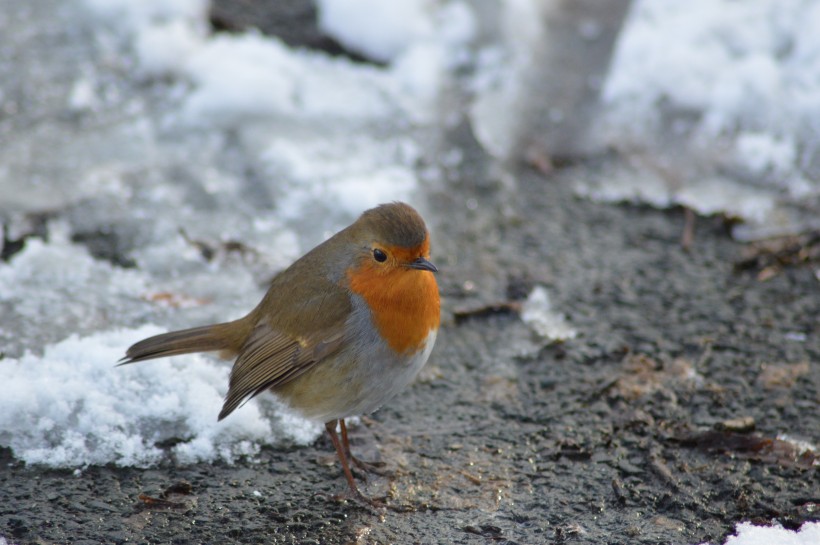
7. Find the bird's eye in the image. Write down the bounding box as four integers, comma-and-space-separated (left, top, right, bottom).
373, 248, 387, 262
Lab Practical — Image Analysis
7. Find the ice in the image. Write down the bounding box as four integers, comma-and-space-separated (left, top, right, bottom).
595, 0, 820, 238
700, 521, 820, 545
775, 434, 817, 457
520, 286, 577, 342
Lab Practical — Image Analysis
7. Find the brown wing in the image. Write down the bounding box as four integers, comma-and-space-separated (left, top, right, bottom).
217, 285, 350, 420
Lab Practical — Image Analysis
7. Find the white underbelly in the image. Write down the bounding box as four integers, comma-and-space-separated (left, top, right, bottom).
295, 328, 438, 423
354, 328, 437, 416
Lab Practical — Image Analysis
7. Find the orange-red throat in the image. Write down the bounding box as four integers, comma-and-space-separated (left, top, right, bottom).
347, 242, 440, 355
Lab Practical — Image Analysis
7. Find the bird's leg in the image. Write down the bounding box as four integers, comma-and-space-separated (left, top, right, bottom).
339, 418, 354, 460
340, 418, 386, 473
324, 420, 382, 506
324, 420, 428, 513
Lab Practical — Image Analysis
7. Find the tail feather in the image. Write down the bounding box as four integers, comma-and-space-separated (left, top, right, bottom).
120, 321, 248, 365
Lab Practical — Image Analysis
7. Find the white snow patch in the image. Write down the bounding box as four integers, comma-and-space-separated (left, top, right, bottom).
775, 434, 816, 457
263, 135, 420, 219
0, 327, 319, 468
700, 521, 820, 545
598, 0, 820, 236
0, 227, 149, 350
521, 286, 577, 342
316, 0, 436, 63
316, 0, 474, 65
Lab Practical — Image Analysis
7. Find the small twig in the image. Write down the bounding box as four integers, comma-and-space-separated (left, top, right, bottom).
681, 207, 696, 251
453, 302, 522, 325
138, 493, 186, 509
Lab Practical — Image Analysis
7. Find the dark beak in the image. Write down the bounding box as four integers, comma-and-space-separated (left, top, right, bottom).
409, 257, 438, 273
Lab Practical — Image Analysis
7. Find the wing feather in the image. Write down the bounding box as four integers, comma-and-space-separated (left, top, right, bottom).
217, 299, 348, 420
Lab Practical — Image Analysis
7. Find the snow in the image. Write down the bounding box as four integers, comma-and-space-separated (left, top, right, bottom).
0, 232, 320, 467
0, 226, 149, 356
316, 0, 436, 63
520, 286, 577, 342
702, 521, 820, 545
592, 0, 820, 239
0, 326, 285, 467
316, 0, 475, 65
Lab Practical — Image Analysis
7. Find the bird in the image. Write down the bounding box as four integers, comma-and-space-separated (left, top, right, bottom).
120, 202, 440, 504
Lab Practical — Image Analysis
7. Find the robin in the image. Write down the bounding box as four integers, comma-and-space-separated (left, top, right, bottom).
121, 202, 440, 504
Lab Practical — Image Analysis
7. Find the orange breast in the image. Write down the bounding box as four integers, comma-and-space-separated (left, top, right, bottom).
347, 260, 440, 355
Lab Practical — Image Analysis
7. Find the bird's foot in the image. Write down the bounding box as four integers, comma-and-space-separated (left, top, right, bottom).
350, 455, 389, 476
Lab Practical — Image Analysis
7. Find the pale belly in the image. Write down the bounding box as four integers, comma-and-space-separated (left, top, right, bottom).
272, 329, 438, 423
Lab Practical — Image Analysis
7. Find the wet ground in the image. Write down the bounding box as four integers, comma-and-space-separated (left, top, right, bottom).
2, 2, 819, 544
